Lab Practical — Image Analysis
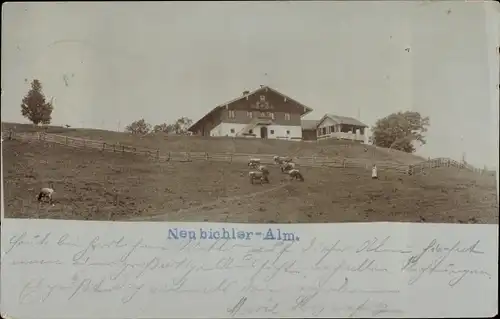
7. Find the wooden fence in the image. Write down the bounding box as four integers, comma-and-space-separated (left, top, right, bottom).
3, 130, 496, 177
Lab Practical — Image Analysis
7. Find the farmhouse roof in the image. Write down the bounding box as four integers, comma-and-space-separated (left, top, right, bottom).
301, 120, 320, 130
188, 85, 314, 132
320, 113, 368, 127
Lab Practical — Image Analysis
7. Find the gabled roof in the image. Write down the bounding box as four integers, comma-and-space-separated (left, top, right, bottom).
318, 113, 368, 127
188, 85, 314, 132
301, 120, 320, 130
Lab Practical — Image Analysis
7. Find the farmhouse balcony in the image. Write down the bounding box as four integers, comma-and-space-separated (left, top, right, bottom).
254, 118, 273, 125
317, 132, 366, 142
257, 113, 274, 120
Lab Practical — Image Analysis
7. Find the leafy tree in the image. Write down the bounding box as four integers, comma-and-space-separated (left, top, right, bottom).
153, 123, 168, 133
20, 79, 54, 125
172, 117, 193, 135
154, 117, 193, 135
371, 111, 430, 153
125, 118, 152, 135
153, 123, 176, 134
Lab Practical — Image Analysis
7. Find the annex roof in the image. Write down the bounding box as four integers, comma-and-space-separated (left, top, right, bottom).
318, 113, 368, 128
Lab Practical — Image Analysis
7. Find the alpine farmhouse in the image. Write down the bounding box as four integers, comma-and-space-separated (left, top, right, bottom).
188, 86, 313, 140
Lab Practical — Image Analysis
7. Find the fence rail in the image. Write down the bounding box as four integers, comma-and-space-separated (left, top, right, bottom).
3, 130, 495, 177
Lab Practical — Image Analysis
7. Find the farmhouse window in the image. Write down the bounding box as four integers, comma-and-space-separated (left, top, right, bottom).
247, 111, 253, 118
259, 112, 274, 119
228, 110, 236, 118
270, 130, 274, 134
285, 113, 291, 121
230, 128, 235, 133
322, 127, 327, 135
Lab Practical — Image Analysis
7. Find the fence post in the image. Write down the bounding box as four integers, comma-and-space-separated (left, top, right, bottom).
113, 144, 116, 152
342, 158, 346, 168
8, 130, 13, 140
187, 152, 191, 162
65, 136, 69, 145
205, 152, 209, 160
122, 145, 125, 154
102, 142, 106, 151
156, 149, 160, 161
408, 165, 413, 176
230, 154, 233, 163
83, 139, 86, 148
168, 152, 171, 161
133, 147, 137, 153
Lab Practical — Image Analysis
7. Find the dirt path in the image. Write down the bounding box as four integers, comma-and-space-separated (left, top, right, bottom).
129, 181, 290, 222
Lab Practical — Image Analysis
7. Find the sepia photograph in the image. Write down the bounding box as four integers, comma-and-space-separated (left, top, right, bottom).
1, 2, 498, 224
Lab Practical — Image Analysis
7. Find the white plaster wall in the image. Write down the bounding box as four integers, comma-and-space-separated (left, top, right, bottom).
210, 123, 246, 137
266, 124, 302, 140
210, 122, 302, 140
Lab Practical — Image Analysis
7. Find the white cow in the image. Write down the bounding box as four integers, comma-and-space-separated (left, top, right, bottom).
280, 162, 296, 173
257, 165, 270, 176
248, 158, 261, 168
37, 186, 55, 205
249, 171, 269, 184
288, 169, 304, 181
273, 155, 292, 165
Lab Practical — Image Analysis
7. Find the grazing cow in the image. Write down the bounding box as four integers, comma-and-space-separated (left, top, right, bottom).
256, 164, 270, 175
37, 186, 55, 205
248, 158, 261, 168
288, 169, 304, 181
249, 171, 269, 184
280, 162, 296, 173
273, 156, 292, 165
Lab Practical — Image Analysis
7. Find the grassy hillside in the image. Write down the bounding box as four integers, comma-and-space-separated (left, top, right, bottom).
2, 122, 425, 164
3, 138, 497, 223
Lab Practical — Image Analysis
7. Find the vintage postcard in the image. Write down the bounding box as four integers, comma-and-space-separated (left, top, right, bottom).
1, 1, 498, 319
1, 2, 497, 225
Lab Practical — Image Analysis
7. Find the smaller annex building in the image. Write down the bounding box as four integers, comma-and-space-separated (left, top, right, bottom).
188, 86, 313, 140
301, 114, 368, 143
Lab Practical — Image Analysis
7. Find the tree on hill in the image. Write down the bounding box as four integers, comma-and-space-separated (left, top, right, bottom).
125, 119, 152, 135
371, 111, 430, 153
153, 123, 174, 134
20, 79, 54, 125
172, 117, 193, 135
153, 117, 193, 135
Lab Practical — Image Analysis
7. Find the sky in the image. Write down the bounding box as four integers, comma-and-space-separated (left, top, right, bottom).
1, 1, 499, 169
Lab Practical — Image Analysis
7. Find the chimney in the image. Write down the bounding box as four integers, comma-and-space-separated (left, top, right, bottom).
242, 90, 250, 96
